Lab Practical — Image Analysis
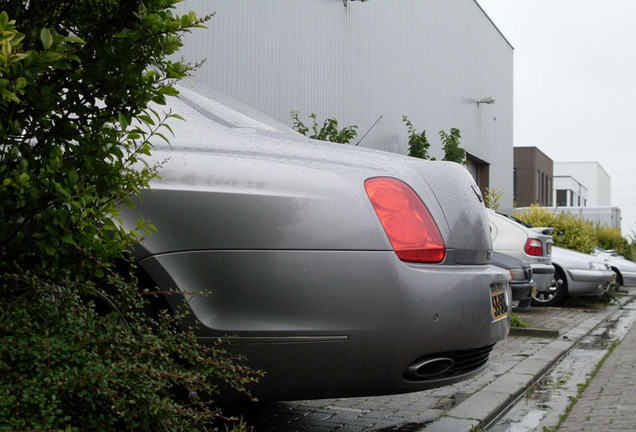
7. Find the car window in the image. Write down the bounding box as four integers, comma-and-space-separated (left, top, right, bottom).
496, 212, 533, 228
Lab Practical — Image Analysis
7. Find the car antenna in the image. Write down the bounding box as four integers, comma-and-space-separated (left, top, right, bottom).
355, 115, 383, 146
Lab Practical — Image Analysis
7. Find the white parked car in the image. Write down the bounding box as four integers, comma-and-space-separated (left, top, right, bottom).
487, 210, 554, 296
536, 246, 616, 306
594, 247, 636, 287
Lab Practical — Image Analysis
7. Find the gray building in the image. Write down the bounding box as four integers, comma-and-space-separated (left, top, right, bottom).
176, 0, 514, 210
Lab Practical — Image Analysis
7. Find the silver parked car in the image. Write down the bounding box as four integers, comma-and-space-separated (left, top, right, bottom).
535, 246, 615, 306
487, 210, 554, 296
119, 87, 511, 401
594, 247, 636, 287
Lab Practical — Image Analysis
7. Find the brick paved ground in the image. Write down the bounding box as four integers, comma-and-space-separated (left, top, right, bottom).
558, 301, 636, 432
224, 299, 624, 432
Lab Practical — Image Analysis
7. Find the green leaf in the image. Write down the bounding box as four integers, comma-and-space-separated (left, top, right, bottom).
159, 86, 179, 97
137, 114, 154, 125
61, 234, 74, 245
52, 60, 72, 70
68, 170, 79, 185
118, 112, 130, 129
15, 77, 26, 89
1, 89, 20, 103
64, 34, 86, 45
154, 132, 170, 144
40, 51, 64, 63
40, 28, 53, 50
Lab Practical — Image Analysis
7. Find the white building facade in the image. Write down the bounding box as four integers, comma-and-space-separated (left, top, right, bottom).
553, 162, 611, 207
553, 175, 588, 207
175, 0, 515, 210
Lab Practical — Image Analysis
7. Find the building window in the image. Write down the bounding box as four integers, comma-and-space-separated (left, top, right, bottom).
556, 190, 567, 207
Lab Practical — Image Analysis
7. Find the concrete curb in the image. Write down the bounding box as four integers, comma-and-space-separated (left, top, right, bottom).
419, 295, 636, 432
508, 326, 560, 338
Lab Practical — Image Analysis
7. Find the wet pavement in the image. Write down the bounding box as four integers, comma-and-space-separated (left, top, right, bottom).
490, 291, 636, 431
223, 288, 636, 432
557, 298, 636, 431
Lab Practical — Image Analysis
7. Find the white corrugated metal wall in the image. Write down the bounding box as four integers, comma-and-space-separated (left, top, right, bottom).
174, 0, 514, 210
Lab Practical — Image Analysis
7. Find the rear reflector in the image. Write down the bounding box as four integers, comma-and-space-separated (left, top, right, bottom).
524, 238, 544, 256
364, 177, 445, 263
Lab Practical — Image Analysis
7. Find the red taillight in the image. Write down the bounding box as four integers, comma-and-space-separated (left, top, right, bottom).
364, 177, 445, 263
524, 238, 544, 256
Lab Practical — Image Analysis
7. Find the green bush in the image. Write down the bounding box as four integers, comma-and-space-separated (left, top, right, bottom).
439, 127, 465, 164
484, 187, 504, 211
0, 2, 205, 280
402, 116, 466, 163
291, 111, 358, 144
402, 115, 434, 160
0, 2, 260, 430
1, 271, 261, 431
513, 205, 635, 258
513, 206, 596, 253
595, 225, 635, 260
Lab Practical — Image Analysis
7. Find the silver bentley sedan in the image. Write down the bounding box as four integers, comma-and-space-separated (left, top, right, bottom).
119, 86, 511, 401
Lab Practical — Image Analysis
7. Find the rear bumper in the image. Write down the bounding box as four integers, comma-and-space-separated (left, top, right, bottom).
566, 268, 615, 296
532, 264, 555, 293
615, 270, 636, 287
510, 280, 536, 311
140, 249, 511, 401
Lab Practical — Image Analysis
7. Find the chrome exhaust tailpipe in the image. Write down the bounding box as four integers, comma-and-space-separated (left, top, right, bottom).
404, 357, 455, 380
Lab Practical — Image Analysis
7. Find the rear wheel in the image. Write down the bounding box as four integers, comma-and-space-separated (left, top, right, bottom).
532, 267, 567, 307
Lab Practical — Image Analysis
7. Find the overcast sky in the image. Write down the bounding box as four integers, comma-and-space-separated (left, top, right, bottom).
476, 0, 636, 237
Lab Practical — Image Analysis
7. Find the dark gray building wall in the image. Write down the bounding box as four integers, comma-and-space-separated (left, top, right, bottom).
514, 147, 554, 207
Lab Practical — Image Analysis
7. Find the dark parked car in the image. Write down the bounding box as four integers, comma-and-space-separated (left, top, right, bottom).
119, 86, 511, 401
492, 251, 535, 311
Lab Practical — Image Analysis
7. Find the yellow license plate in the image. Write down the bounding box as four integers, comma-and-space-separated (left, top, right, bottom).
491, 288, 509, 322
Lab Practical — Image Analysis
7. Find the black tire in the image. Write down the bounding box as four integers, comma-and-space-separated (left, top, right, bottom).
612, 267, 623, 288
532, 266, 567, 307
